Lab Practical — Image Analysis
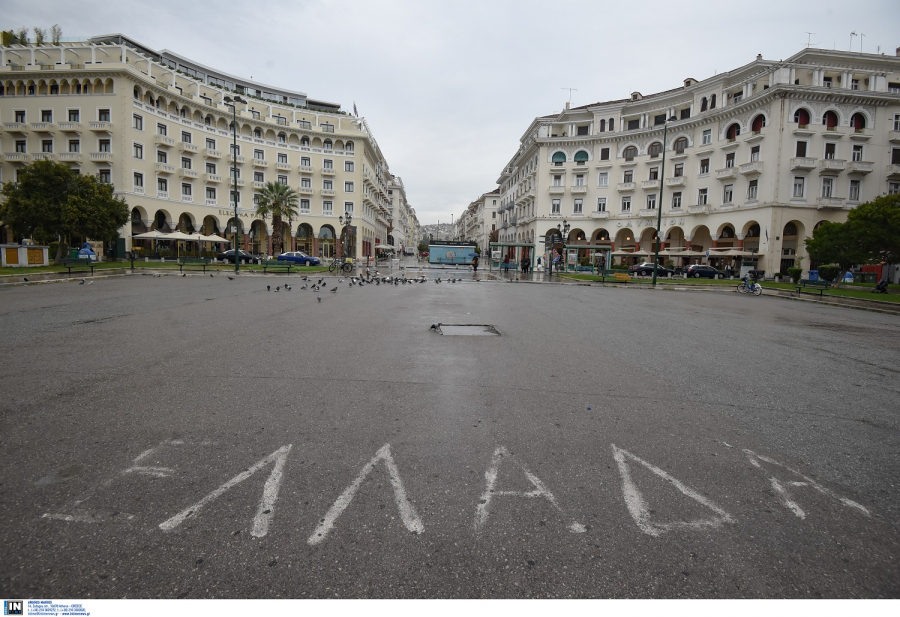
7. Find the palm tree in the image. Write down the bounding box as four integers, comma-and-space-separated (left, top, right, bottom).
255, 182, 299, 257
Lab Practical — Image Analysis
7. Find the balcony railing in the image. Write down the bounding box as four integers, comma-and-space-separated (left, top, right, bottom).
716, 167, 738, 180
739, 161, 763, 176
157, 191, 169, 199
687, 204, 710, 214
638, 208, 657, 217
134, 186, 145, 195
790, 157, 817, 170
228, 154, 245, 163
59, 123, 82, 132
818, 159, 846, 175
299, 165, 313, 174
665, 176, 686, 187
253, 181, 266, 189
817, 197, 846, 208
886, 164, 900, 179
156, 162, 175, 174
204, 148, 221, 158
181, 195, 194, 203
570, 185, 588, 194
179, 168, 199, 179
180, 142, 199, 153
4, 123, 27, 132
31, 123, 57, 132
58, 153, 82, 161
321, 189, 335, 196
90, 152, 113, 162
204, 173, 223, 183
641, 179, 660, 190
89, 122, 112, 132
31, 153, 55, 161
252, 158, 269, 168
322, 167, 335, 175
617, 182, 635, 192
156, 135, 175, 147
276, 162, 291, 171
846, 161, 873, 175
206, 198, 218, 206
591, 211, 610, 219
299, 187, 313, 195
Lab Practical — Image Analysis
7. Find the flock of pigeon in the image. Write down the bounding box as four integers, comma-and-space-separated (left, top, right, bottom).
260, 273, 464, 302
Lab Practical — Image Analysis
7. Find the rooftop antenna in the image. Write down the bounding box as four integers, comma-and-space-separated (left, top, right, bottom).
859, 32, 866, 54
805, 32, 817, 48
561, 87, 577, 108
850, 31, 857, 51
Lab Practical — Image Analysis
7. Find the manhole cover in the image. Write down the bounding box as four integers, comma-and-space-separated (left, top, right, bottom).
436, 324, 500, 336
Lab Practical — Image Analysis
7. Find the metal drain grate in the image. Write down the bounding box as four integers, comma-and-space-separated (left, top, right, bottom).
437, 324, 500, 336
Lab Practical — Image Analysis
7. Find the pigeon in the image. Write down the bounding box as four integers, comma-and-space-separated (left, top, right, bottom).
210, 274, 214, 277
317, 296, 322, 303
227, 276, 235, 280
300, 284, 308, 290
339, 278, 345, 283
285, 284, 291, 291
156, 274, 161, 278
330, 286, 337, 293
430, 323, 441, 330
79, 279, 85, 285
276, 286, 280, 292
23, 277, 29, 282
302, 276, 309, 281
87, 281, 93, 285
267, 285, 271, 291
181, 273, 186, 277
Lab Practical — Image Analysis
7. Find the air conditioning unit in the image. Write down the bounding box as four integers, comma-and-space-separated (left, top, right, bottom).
783, 248, 796, 256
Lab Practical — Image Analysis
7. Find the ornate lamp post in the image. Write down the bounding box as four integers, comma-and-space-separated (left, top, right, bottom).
547, 219, 570, 279
653, 115, 678, 286
223, 95, 246, 274
338, 211, 353, 261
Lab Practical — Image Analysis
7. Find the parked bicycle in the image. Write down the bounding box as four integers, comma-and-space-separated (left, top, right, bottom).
328, 256, 354, 273
737, 277, 762, 296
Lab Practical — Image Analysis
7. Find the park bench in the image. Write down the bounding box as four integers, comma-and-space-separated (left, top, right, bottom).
611, 272, 632, 283
60, 258, 96, 275
177, 257, 211, 273
797, 279, 831, 297
500, 262, 515, 272
262, 260, 295, 274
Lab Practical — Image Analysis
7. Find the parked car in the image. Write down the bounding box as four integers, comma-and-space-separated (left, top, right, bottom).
686, 264, 727, 279
628, 262, 674, 277
216, 249, 259, 264
277, 251, 321, 266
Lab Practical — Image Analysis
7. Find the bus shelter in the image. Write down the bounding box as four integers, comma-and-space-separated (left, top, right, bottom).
554, 243, 613, 273
488, 242, 537, 272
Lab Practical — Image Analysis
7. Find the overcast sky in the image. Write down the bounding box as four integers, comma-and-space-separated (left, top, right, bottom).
6, 0, 900, 224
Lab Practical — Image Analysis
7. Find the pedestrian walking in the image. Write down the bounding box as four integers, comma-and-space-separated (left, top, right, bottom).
472, 254, 479, 272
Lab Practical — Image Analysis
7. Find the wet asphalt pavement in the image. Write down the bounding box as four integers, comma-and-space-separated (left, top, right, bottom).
1, 270, 898, 598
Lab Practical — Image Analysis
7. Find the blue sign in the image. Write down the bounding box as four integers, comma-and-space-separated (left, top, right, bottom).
428, 245, 477, 265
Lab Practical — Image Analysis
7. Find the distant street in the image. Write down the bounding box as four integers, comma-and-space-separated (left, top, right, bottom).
1, 273, 898, 598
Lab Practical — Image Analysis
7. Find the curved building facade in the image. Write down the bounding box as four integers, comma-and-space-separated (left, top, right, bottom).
0, 34, 408, 259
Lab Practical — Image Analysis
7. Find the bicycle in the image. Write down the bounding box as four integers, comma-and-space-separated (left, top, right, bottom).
737, 279, 762, 296
328, 257, 354, 273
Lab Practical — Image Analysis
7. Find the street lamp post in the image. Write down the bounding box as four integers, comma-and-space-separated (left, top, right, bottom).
338, 211, 353, 262
652, 115, 678, 286
224, 95, 246, 274
548, 219, 570, 279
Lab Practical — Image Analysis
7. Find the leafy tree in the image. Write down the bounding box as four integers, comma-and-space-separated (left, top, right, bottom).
254, 181, 298, 256
33, 27, 45, 46
417, 240, 429, 253
0, 160, 128, 263
15, 26, 29, 44
1, 31, 15, 46
845, 194, 900, 265
49, 24, 62, 45
804, 220, 866, 288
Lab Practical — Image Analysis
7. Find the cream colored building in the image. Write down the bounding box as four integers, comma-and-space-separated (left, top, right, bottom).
456, 190, 500, 253
491, 47, 900, 275
0, 34, 399, 259
387, 175, 419, 254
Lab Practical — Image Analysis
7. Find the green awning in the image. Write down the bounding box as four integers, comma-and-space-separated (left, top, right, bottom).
551, 151, 567, 163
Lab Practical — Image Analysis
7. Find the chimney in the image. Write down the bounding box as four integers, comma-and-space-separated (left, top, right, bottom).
756, 53, 763, 61
565, 101, 570, 110
896, 46, 900, 56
